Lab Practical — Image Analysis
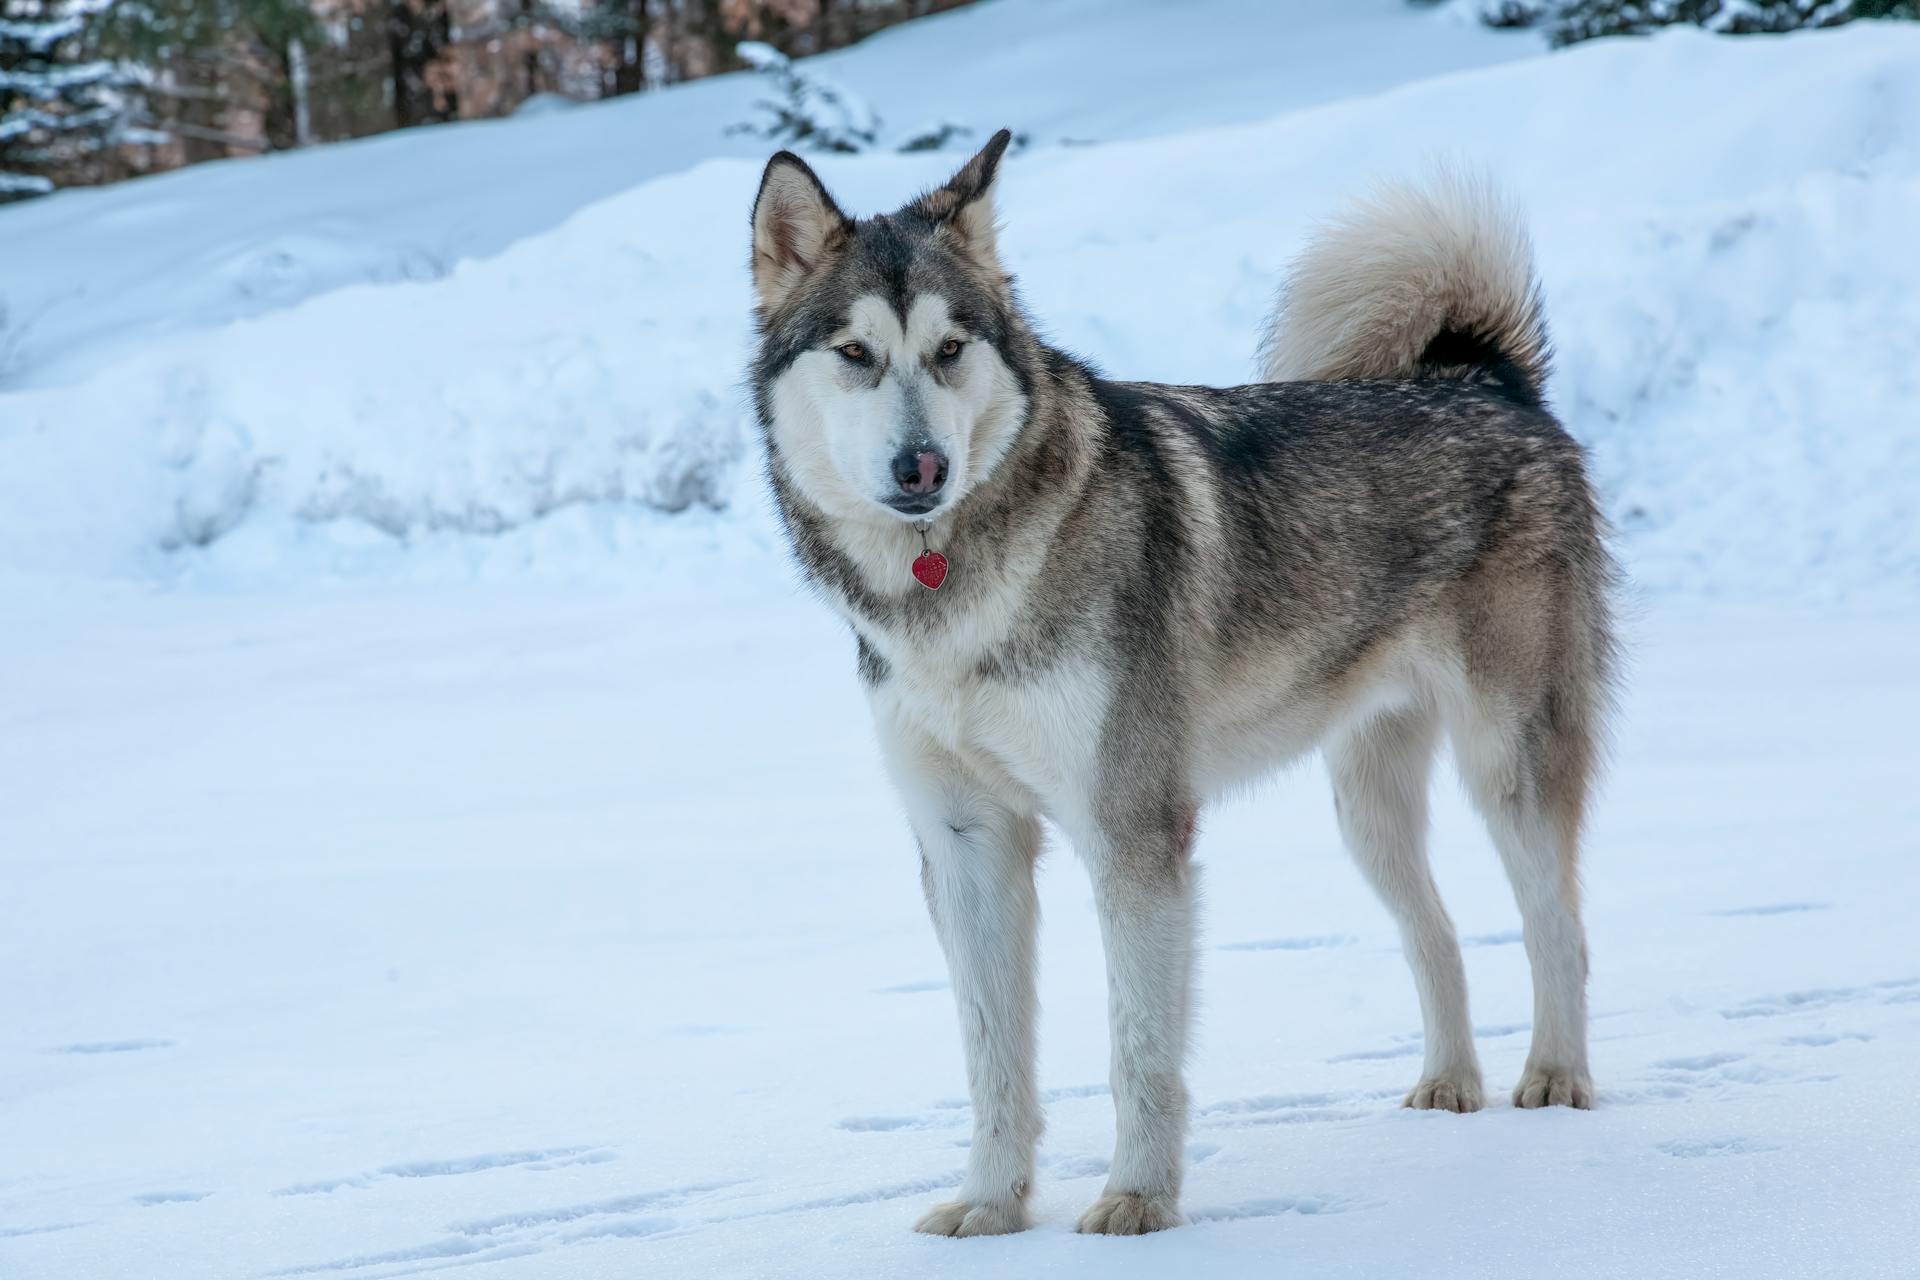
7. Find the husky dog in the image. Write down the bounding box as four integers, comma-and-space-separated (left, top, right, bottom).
747, 130, 1616, 1237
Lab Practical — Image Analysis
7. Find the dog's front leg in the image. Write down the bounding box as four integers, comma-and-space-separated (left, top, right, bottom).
880, 727, 1043, 1237
1073, 800, 1196, 1235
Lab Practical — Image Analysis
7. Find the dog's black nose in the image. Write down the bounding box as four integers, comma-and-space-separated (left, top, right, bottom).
892, 447, 948, 497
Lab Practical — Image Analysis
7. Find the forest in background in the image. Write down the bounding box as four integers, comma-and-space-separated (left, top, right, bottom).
2, 0, 1914, 202
0, 0, 972, 199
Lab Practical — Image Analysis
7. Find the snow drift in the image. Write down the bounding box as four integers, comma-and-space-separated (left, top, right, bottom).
1, 14, 1916, 601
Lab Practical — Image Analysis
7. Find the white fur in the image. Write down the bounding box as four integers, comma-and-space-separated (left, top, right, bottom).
1447, 694, 1593, 1108
878, 718, 1043, 1237
869, 651, 1203, 1236
1073, 829, 1195, 1235
1326, 705, 1483, 1111
768, 293, 1026, 539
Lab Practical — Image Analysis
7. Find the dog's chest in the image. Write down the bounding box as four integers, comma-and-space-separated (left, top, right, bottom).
867, 627, 1108, 808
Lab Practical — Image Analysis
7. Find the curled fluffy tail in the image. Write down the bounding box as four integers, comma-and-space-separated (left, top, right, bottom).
1258, 169, 1550, 406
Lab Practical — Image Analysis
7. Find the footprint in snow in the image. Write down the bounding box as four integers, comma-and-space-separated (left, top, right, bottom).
1187, 1193, 1374, 1222
1197, 1090, 1389, 1128
1780, 1031, 1871, 1047
1044, 1154, 1110, 1180
836, 1113, 963, 1133
840, 1084, 1106, 1134
1326, 1043, 1422, 1063
1706, 902, 1828, 917
273, 1146, 617, 1196
1658, 1137, 1780, 1159
50, 1038, 174, 1055
1652, 1052, 1747, 1072
0, 1222, 88, 1238
1217, 934, 1355, 952
276, 1182, 739, 1275
1723, 978, 1918, 1019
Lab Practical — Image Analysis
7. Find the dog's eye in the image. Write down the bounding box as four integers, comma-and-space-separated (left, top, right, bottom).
938, 338, 965, 360
836, 341, 868, 363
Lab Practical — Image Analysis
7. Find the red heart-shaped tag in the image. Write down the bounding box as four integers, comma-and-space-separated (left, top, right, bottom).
912, 549, 949, 590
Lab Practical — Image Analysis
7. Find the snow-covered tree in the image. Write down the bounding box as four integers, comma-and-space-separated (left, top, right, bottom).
1471, 0, 1918, 43
727, 37, 877, 151
0, 0, 135, 200
1472, 0, 1557, 25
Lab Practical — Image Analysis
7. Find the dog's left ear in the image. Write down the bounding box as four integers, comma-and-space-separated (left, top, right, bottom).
911, 128, 1013, 273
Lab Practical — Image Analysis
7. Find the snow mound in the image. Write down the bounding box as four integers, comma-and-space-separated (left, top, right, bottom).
0, 160, 762, 580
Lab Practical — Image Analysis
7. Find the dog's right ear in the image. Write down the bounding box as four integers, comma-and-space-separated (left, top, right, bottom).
751, 152, 851, 316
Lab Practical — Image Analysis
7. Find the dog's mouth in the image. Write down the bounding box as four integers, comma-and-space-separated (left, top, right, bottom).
883, 492, 944, 517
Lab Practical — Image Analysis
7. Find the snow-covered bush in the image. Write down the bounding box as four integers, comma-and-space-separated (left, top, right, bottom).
1473, 0, 1918, 42
1471, 0, 1558, 25
895, 120, 972, 152
0, 0, 138, 201
726, 40, 879, 153
1565, 0, 1915, 43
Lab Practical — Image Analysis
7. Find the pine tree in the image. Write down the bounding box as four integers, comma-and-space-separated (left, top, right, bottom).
727, 38, 877, 152
95, 0, 320, 158
1558, 0, 1917, 43
0, 0, 134, 200
1473, 0, 1918, 43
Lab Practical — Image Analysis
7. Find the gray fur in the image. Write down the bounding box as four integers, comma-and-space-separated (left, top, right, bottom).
747, 134, 1618, 1236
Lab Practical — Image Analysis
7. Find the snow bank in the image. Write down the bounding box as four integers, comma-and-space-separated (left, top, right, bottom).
0, 158, 766, 581
1, 15, 1916, 599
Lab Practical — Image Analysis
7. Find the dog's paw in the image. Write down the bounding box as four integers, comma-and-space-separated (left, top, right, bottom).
1512, 1064, 1593, 1109
1075, 1190, 1181, 1236
913, 1198, 1027, 1238
1403, 1071, 1485, 1113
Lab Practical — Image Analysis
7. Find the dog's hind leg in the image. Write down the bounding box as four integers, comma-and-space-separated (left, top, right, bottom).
1326, 703, 1483, 1112
880, 726, 1044, 1236
1447, 610, 1602, 1109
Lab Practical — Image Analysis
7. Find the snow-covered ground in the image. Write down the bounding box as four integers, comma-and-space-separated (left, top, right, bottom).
5, 581, 1918, 1279
2, 0, 1918, 1276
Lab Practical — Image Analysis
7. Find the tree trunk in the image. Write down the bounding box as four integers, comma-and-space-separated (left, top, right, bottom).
386, 1, 456, 128
611, 0, 647, 96
289, 36, 312, 146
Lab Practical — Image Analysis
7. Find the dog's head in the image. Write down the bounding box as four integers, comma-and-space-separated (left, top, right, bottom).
748, 130, 1028, 527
